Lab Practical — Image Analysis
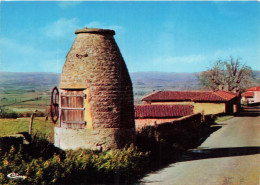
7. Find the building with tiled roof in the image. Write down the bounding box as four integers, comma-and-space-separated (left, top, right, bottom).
142, 91, 208, 102
134, 104, 194, 131
241, 86, 260, 104
142, 91, 240, 115
241, 91, 254, 98
247, 86, 260, 91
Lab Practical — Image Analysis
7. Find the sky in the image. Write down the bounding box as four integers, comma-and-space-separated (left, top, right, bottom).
0, 1, 259, 73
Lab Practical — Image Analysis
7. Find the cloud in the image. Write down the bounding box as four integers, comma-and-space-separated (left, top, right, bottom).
43, 18, 79, 39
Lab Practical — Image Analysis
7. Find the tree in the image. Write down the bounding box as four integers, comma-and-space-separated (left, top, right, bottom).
197, 57, 255, 92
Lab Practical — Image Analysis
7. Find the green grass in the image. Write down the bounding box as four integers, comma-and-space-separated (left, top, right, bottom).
215, 115, 234, 123
7, 104, 47, 113
8, 107, 43, 113
0, 117, 55, 142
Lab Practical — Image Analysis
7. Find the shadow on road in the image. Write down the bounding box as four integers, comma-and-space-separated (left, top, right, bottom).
136, 123, 224, 174
180, 147, 260, 162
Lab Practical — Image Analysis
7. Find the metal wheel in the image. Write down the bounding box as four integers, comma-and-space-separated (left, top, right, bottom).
50, 86, 59, 124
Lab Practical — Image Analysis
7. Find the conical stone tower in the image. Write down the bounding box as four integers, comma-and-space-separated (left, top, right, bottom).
54, 28, 135, 151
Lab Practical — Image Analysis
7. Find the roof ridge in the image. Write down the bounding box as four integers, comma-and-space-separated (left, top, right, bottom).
191, 91, 213, 100
135, 104, 193, 107
213, 91, 228, 100
141, 91, 161, 101
213, 91, 237, 100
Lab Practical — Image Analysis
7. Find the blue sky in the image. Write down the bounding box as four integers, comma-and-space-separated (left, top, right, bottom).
0, 1, 259, 73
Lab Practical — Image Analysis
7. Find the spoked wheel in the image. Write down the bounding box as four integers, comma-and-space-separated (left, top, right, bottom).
50, 86, 59, 124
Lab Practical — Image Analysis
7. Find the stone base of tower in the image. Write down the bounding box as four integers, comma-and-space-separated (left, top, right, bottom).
54, 127, 135, 151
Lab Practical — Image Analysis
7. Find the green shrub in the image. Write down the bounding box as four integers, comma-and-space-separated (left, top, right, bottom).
17, 113, 24, 117
0, 143, 149, 184
0, 111, 18, 118
34, 111, 45, 117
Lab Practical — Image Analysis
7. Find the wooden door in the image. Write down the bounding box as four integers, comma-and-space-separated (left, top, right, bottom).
60, 90, 86, 129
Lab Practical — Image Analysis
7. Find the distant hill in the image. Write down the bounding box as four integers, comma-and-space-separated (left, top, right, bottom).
0, 71, 259, 92
131, 71, 260, 85
0, 71, 199, 91
130, 71, 200, 90
0, 72, 60, 91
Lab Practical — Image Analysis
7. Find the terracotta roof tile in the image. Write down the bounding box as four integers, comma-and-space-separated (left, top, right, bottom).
142, 91, 238, 103
135, 104, 193, 118
214, 91, 237, 99
194, 91, 237, 102
192, 93, 226, 102
247, 86, 260, 91
242, 91, 254, 98
142, 91, 210, 102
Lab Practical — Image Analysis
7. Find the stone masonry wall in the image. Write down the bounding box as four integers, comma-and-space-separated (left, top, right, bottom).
54, 127, 135, 151
59, 29, 134, 130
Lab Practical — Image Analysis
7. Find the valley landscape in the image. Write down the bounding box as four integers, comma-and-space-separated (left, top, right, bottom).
1, 71, 260, 114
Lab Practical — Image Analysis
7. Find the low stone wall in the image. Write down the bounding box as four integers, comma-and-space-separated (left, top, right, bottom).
136, 113, 203, 140
135, 118, 178, 132
54, 127, 135, 151
136, 113, 202, 133
157, 113, 202, 132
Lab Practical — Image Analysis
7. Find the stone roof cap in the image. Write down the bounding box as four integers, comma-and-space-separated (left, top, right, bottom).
75, 27, 115, 35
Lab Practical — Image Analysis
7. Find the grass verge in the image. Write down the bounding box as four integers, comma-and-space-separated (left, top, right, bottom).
215, 115, 234, 123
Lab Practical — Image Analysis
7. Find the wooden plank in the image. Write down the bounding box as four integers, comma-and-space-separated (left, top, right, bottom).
63, 121, 86, 124
60, 94, 86, 98
60, 90, 85, 128
60, 107, 85, 110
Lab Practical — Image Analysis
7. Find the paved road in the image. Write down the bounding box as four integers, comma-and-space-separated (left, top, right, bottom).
139, 106, 260, 185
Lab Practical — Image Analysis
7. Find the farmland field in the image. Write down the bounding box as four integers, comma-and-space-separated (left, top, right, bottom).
0, 72, 59, 114
0, 90, 51, 113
